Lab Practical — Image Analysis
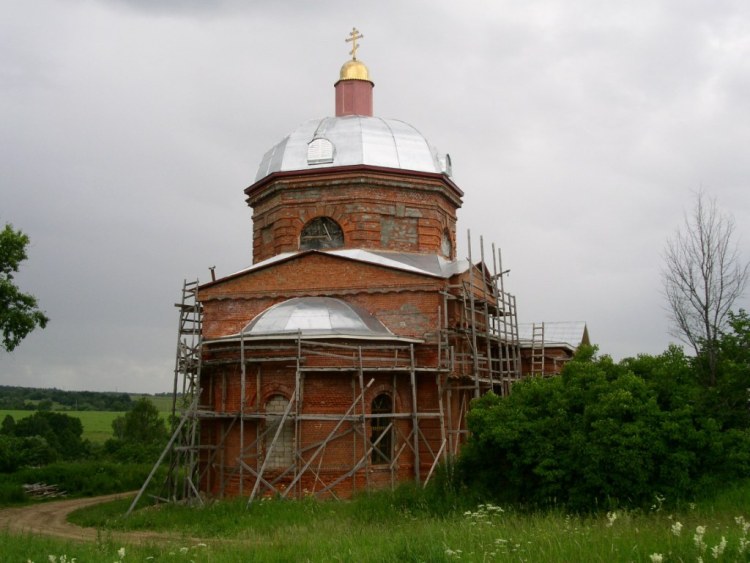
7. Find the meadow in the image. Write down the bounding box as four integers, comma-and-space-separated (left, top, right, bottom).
3, 480, 748, 562
0, 398, 172, 444
0, 409, 121, 443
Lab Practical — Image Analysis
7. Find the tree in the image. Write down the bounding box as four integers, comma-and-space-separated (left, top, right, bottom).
663, 191, 749, 384
0, 224, 49, 352
12, 411, 88, 460
105, 398, 168, 462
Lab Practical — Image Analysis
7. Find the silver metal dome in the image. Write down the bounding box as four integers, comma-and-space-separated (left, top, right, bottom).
242, 296, 395, 339
254, 116, 451, 182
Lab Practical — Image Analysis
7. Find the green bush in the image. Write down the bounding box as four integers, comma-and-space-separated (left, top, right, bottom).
459, 346, 750, 511
5, 461, 156, 498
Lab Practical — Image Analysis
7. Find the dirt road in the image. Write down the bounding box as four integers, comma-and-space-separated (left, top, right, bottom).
0, 493, 191, 544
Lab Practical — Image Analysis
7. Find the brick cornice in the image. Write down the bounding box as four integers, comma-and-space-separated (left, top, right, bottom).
245, 165, 463, 208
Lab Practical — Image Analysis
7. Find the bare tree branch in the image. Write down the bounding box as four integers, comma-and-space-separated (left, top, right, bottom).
662, 190, 749, 384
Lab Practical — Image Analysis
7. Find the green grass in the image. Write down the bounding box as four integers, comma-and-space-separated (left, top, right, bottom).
54, 481, 750, 562
131, 394, 174, 412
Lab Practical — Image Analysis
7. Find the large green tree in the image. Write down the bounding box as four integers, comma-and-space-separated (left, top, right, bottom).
105, 398, 169, 462
0, 224, 49, 352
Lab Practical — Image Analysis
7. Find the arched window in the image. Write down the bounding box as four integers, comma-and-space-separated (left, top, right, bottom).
370, 393, 393, 465
299, 217, 344, 251
441, 228, 453, 258
264, 395, 294, 470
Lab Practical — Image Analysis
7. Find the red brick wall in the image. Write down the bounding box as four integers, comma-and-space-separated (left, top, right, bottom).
199, 253, 445, 341
198, 357, 447, 498
246, 170, 461, 263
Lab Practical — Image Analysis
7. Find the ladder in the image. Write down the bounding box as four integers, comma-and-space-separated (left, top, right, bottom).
530, 322, 545, 376
129, 280, 204, 514
172, 280, 202, 414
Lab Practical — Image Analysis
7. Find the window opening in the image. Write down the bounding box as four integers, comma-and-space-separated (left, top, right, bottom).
264, 395, 294, 470
300, 217, 344, 250
370, 393, 393, 465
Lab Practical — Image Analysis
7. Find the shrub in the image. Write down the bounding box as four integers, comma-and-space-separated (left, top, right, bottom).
459, 346, 749, 511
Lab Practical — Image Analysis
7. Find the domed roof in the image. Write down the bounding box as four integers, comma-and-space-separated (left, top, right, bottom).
339, 59, 370, 81
242, 296, 395, 339
254, 116, 451, 182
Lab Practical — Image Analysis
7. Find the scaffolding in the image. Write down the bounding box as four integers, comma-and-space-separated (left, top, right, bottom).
130, 235, 522, 511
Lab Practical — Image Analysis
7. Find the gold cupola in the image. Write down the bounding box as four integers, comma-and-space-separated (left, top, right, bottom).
339, 59, 370, 82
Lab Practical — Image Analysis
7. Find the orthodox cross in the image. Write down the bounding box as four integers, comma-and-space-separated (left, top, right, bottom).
346, 27, 364, 60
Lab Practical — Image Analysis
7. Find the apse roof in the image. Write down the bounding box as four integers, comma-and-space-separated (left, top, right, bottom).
220, 249, 470, 282
254, 116, 451, 182
239, 296, 407, 341
517, 322, 589, 350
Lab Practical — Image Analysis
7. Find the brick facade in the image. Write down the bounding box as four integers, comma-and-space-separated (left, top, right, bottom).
190, 56, 522, 501
246, 167, 462, 263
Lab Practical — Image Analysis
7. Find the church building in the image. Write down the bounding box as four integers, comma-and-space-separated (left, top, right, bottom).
161, 30, 586, 503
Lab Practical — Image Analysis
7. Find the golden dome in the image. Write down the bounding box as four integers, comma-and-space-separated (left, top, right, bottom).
339, 59, 371, 82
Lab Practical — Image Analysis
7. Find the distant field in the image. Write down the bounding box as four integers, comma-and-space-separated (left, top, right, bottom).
0, 410, 122, 443
0, 396, 172, 444
132, 394, 173, 412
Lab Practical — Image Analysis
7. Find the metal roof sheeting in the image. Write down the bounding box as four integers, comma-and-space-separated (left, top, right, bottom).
255, 116, 448, 182
223, 249, 470, 281
517, 322, 589, 349
242, 296, 394, 338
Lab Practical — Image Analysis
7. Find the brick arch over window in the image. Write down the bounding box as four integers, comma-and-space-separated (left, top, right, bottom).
264, 394, 294, 470
370, 393, 393, 465
299, 216, 344, 251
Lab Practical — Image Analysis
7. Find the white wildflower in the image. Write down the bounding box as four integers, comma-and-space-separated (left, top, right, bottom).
48, 557, 56, 563
444, 548, 462, 559
672, 521, 683, 536
711, 536, 727, 559
606, 511, 618, 527
739, 536, 749, 554
649, 554, 664, 563
180, 547, 189, 554
117, 547, 126, 560
694, 525, 707, 553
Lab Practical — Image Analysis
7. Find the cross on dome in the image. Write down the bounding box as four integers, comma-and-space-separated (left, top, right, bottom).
346, 27, 364, 60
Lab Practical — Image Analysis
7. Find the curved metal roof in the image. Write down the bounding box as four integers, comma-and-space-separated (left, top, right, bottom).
242, 296, 395, 339
254, 116, 451, 182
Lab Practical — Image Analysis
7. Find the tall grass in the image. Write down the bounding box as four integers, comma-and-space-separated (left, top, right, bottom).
55, 480, 750, 562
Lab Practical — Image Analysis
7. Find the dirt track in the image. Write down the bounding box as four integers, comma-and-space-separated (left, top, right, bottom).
0, 493, 192, 544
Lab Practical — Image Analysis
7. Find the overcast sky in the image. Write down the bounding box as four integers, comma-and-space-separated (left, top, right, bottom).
2, 0, 748, 393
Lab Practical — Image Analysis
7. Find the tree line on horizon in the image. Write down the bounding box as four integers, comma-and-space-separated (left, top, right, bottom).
0, 385, 134, 412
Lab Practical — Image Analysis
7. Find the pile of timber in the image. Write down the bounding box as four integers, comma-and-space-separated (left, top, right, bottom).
22, 482, 67, 499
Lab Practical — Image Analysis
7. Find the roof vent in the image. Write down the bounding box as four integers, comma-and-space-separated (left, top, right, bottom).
307, 137, 335, 165
440, 153, 453, 177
